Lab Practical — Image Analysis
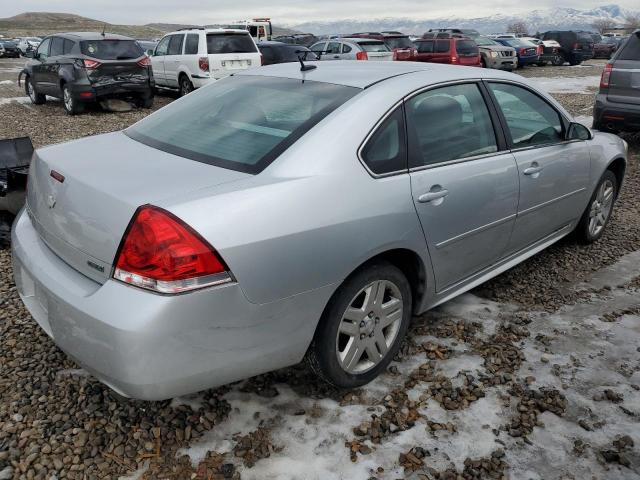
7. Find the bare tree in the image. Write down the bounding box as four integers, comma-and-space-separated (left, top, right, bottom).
625, 14, 640, 30
506, 21, 528, 36
592, 18, 616, 34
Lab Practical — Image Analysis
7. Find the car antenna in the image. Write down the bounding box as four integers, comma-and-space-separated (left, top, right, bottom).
101, 23, 106, 37
297, 51, 316, 72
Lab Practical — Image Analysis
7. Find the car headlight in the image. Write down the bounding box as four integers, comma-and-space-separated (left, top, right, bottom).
490, 51, 498, 58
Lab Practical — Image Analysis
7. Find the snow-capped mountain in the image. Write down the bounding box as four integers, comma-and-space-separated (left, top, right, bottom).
287, 4, 637, 35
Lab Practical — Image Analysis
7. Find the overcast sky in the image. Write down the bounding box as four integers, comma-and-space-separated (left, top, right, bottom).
5, 0, 638, 25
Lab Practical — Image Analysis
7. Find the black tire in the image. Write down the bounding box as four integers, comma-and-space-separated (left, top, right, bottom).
481, 58, 487, 68
25, 76, 45, 105
136, 94, 154, 109
62, 83, 84, 115
575, 170, 618, 244
179, 75, 194, 97
552, 55, 564, 66
307, 261, 412, 389
537, 61, 547, 67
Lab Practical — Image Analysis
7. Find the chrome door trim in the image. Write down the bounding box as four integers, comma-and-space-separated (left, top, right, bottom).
517, 187, 586, 217
408, 150, 505, 173
434, 213, 517, 249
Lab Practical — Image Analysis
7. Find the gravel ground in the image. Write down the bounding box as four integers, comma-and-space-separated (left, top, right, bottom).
0, 57, 639, 480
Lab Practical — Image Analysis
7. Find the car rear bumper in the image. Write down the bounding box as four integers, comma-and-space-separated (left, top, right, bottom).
11, 209, 330, 400
71, 81, 154, 102
593, 94, 640, 132
518, 55, 539, 65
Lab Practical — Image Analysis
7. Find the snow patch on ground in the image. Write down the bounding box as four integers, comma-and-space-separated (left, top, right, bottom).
0, 96, 30, 106
0, 80, 14, 85
532, 75, 601, 94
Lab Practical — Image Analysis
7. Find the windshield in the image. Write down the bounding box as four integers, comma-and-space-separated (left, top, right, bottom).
126, 76, 359, 174
207, 33, 257, 54
602, 37, 619, 44
385, 36, 414, 49
80, 40, 143, 60
358, 41, 390, 52
475, 37, 499, 46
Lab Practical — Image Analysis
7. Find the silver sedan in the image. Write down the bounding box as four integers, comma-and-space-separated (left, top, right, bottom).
12, 61, 627, 400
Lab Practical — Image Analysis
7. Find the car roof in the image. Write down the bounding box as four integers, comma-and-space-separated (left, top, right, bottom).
238, 60, 516, 89
340, 37, 385, 43
50, 32, 134, 41
166, 28, 249, 35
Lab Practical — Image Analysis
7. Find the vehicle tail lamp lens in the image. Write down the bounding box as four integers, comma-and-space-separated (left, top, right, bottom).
113, 205, 232, 294
600, 63, 612, 88
356, 51, 368, 60
137, 56, 151, 67
83, 59, 101, 69
198, 56, 209, 72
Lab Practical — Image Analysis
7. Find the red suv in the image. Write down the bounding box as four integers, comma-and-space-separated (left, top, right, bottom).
349, 31, 417, 61
414, 35, 481, 66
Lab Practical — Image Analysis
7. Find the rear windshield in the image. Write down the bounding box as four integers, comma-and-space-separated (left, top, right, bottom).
207, 33, 257, 54
456, 40, 478, 55
617, 34, 639, 60
385, 36, 414, 49
359, 41, 390, 52
278, 45, 313, 62
125, 76, 358, 174
80, 40, 143, 60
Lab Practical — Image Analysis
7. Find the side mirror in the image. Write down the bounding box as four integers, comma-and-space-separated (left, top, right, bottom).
566, 122, 592, 141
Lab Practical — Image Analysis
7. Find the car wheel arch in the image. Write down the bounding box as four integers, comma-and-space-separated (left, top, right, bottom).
607, 157, 626, 198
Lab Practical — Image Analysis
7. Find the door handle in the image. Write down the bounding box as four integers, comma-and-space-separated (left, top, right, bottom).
418, 189, 449, 203
523, 163, 543, 176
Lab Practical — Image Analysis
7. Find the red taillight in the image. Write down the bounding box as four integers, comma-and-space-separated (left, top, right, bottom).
137, 56, 151, 67
519, 48, 526, 55
198, 56, 209, 72
600, 63, 613, 89
356, 51, 368, 61
572, 42, 578, 50
83, 59, 101, 69
113, 205, 231, 294
450, 55, 458, 63
537, 45, 543, 55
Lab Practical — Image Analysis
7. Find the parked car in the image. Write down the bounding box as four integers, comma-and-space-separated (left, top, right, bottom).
474, 36, 517, 70
593, 30, 640, 133
426, 28, 480, 38
493, 37, 539, 67
21, 32, 154, 115
520, 37, 562, 66
0, 39, 19, 58
12, 61, 627, 400
310, 38, 393, 61
590, 33, 603, 44
349, 32, 417, 60
541, 30, 594, 65
273, 34, 318, 47
151, 28, 260, 97
413, 36, 481, 66
137, 40, 158, 57
258, 41, 315, 65
593, 36, 621, 59
16, 37, 41, 56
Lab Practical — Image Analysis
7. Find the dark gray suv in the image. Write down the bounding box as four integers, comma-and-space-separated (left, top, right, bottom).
593, 31, 640, 133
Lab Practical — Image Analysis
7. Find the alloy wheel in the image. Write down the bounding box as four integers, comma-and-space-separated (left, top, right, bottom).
180, 78, 193, 96
336, 279, 403, 374
27, 80, 36, 102
63, 87, 73, 112
588, 179, 614, 237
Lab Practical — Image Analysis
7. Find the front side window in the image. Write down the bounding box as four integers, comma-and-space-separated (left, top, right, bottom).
167, 35, 184, 55
488, 83, 564, 148
406, 83, 498, 167
184, 34, 199, 55
36, 38, 50, 59
361, 107, 407, 175
326, 42, 341, 54
155, 36, 170, 56
310, 42, 326, 54
126, 76, 358, 174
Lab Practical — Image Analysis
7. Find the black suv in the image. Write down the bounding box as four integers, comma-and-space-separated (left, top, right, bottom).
21, 32, 154, 115
593, 31, 640, 133
541, 30, 594, 65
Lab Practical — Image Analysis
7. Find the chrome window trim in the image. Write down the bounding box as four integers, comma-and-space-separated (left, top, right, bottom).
408, 150, 506, 173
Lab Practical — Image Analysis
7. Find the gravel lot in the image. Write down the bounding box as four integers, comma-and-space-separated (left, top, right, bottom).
0, 57, 639, 480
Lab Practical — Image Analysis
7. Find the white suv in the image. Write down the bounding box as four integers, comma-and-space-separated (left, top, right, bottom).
151, 28, 261, 96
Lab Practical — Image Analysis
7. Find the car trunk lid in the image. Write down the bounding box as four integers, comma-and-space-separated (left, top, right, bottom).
26, 132, 250, 283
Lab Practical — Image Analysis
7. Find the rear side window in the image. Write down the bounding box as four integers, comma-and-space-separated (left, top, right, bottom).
207, 33, 257, 54
617, 34, 640, 60
167, 35, 184, 55
184, 34, 199, 55
63, 39, 74, 54
359, 42, 389, 52
342, 44, 352, 54
49, 37, 64, 56
488, 83, 563, 148
406, 83, 497, 167
456, 40, 478, 55
416, 41, 434, 53
80, 40, 144, 59
435, 40, 450, 53
361, 107, 407, 175
126, 76, 358, 174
